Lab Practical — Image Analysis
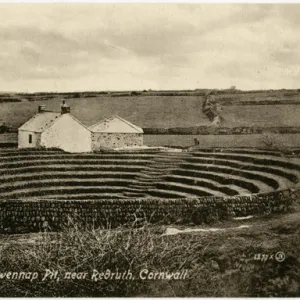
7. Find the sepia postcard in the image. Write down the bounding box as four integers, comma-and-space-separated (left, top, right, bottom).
0, 3, 300, 297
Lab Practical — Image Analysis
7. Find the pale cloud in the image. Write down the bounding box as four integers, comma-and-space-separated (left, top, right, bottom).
0, 4, 299, 92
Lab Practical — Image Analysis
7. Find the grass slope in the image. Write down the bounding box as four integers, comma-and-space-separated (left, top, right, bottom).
0, 205, 299, 297
2, 93, 300, 131
0, 96, 210, 129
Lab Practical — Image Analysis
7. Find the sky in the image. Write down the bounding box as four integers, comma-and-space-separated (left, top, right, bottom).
0, 3, 300, 92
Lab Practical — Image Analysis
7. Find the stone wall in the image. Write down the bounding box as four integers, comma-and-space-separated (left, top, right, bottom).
0, 188, 297, 233
91, 133, 143, 150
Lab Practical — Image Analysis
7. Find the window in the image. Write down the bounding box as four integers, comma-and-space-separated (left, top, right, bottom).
29, 134, 32, 144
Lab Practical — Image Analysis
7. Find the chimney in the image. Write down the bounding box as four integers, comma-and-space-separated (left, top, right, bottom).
61, 100, 70, 114
38, 105, 47, 113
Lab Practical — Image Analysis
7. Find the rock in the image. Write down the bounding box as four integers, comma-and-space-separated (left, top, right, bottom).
211, 260, 220, 271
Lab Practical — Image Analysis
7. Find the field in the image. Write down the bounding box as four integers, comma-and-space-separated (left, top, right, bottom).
0, 96, 211, 130
220, 104, 300, 127
2, 90, 300, 150
144, 133, 300, 148
1, 90, 300, 131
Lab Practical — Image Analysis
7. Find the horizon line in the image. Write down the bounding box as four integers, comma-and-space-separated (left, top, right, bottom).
1, 88, 299, 94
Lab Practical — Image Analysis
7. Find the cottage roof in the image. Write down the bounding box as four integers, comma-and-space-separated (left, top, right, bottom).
89, 115, 143, 133
18, 112, 61, 133
19, 112, 92, 133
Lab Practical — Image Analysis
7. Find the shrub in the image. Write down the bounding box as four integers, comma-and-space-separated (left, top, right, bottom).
0, 98, 22, 103
0, 124, 10, 133
1, 214, 299, 297
131, 91, 141, 96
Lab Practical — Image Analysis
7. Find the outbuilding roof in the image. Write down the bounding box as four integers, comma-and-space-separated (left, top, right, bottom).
18, 112, 61, 133
89, 115, 143, 133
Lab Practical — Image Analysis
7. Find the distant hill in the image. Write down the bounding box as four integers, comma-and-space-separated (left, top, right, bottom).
1, 89, 300, 131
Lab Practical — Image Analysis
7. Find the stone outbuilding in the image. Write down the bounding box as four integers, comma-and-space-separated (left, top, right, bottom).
89, 115, 143, 150
18, 104, 92, 153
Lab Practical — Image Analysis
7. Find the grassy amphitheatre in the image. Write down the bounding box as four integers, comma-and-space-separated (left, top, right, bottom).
0, 147, 300, 200
0, 147, 299, 231
1, 147, 300, 297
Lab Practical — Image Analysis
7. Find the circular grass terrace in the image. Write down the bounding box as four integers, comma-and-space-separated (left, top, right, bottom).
0, 147, 300, 200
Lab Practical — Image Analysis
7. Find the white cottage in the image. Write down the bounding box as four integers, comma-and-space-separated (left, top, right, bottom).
18, 104, 92, 153
89, 115, 143, 150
